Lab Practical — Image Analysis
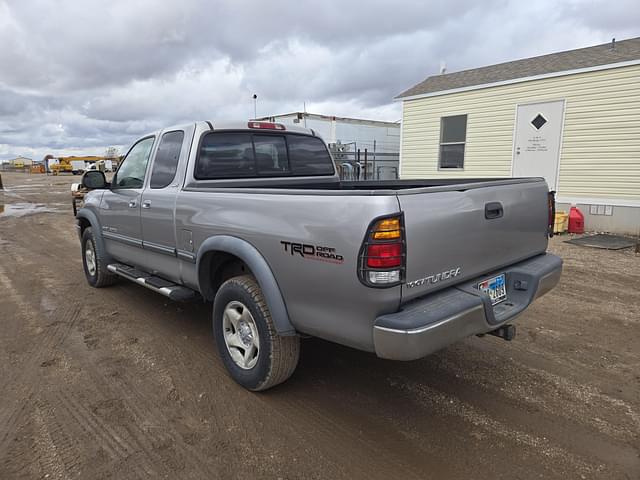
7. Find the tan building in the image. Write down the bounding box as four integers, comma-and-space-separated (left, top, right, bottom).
396, 37, 640, 234
7, 156, 33, 167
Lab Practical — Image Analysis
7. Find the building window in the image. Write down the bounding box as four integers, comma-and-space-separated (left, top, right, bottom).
439, 115, 467, 169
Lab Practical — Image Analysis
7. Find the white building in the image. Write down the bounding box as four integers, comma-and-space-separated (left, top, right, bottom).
257, 112, 401, 179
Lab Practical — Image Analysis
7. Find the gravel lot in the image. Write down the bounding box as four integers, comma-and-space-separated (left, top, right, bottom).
1, 171, 639, 479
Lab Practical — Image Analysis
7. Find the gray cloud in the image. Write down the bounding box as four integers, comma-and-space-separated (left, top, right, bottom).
0, 0, 637, 160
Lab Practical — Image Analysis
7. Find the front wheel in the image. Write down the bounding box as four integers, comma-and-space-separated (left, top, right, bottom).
213, 275, 300, 391
81, 227, 117, 287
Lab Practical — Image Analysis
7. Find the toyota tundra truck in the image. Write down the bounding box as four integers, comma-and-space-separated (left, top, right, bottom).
76, 120, 562, 391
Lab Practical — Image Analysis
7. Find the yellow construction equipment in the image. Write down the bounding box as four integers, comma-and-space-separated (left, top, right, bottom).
50, 158, 73, 175
48, 155, 119, 175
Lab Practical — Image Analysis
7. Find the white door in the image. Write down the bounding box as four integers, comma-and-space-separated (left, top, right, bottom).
512, 100, 565, 190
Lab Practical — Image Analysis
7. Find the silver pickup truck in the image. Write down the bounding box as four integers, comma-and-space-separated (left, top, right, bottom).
77, 120, 562, 390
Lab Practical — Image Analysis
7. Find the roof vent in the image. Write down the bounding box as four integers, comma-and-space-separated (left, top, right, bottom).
611, 37, 616, 50
439, 61, 447, 74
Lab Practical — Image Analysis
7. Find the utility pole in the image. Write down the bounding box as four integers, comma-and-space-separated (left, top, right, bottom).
253, 94, 257, 119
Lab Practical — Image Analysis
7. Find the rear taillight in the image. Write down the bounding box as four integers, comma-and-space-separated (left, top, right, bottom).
248, 121, 286, 130
366, 243, 402, 268
359, 214, 405, 287
548, 191, 556, 238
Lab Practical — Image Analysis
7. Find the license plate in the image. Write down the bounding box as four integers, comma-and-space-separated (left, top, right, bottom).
478, 273, 507, 305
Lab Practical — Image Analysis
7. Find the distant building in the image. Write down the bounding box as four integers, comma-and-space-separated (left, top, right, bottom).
7, 156, 33, 167
396, 37, 640, 234
257, 112, 401, 179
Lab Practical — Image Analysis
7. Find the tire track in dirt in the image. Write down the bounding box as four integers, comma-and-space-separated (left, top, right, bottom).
440, 348, 640, 442
414, 343, 640, 477
282, 338, 637, 479
57, 310, 223, 478
0, 216, 84, 471
55, 389, 154, 479
0, 301, 80, 461
31, 397, 84, 479
1, 195, 190, 477
388, 373, 600, 476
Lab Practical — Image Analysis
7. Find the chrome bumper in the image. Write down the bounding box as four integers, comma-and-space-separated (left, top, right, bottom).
373, 253, 562, 361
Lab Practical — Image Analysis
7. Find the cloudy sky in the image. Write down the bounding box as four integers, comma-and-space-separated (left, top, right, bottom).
0, 0, 638, 160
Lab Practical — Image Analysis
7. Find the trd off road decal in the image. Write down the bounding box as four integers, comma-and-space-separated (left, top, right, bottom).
280, 241, 344, 264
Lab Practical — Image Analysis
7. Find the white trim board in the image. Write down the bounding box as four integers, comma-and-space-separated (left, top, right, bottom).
396, 59, 640, 102
556, 196, 640, 208
398, 101, 405, 178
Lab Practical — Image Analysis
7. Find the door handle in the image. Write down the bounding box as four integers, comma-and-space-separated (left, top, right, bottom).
142, 201, 151, 209
128, 200, 137, 208
485, 202, 504, 219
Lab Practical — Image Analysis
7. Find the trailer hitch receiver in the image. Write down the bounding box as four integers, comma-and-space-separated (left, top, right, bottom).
487, 324, 516, 341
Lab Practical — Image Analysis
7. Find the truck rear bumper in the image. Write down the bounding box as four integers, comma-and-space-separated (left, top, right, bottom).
373, 253, 562, 361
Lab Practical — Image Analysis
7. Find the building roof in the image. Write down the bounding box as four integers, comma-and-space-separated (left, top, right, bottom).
258, 112, 400, 127
396, 37, 640, 99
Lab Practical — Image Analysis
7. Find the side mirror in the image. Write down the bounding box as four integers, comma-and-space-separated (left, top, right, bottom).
82, 170, 107, 190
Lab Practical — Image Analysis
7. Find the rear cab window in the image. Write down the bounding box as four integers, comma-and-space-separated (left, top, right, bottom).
194, 132, 334, 180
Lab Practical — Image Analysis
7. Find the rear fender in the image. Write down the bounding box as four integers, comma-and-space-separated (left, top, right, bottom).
196, 235, 296, 336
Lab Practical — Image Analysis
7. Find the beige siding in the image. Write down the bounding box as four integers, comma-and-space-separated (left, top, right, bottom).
400, 64, 640, 201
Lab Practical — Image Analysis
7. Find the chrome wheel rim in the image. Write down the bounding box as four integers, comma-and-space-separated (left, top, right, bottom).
85, 243, 97, 276
222, 301, 260, 370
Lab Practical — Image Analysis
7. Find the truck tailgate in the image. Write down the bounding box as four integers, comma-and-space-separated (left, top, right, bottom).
398, 179, 550, 303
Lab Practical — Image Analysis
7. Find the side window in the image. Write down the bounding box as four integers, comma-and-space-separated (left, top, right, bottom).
254, 135, 288, 175
150, 131, 184, 188
195, 133, 255, 179
439, 115, 467, 169
113, 137, 155, 188
287, 135, 334, 176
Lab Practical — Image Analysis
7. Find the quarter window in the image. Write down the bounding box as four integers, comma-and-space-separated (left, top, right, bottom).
439, 115, 467, 169
113, 136, 155, 188
150, 130, 184, 188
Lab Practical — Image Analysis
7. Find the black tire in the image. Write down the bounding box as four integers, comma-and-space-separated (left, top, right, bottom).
213, 275, 300, 391
81, 227, 117, 288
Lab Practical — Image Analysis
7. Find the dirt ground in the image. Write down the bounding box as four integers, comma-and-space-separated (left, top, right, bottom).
0, 171, 638, 480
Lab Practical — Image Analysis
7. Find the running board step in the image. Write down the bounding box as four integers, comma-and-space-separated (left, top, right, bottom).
107, 263, 197, 301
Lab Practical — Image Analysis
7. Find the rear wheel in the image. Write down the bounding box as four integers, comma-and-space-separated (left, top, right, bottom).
81, 227, 117, 287
213, 275, 300, 391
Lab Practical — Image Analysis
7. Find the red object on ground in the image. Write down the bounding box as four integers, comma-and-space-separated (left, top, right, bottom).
568, 206, 585, 234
